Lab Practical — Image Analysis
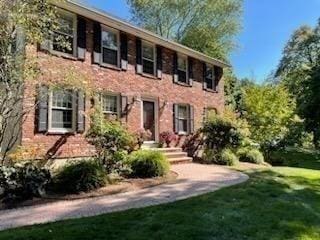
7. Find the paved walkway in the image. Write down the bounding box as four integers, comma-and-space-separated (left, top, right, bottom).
0, 163, 248, 231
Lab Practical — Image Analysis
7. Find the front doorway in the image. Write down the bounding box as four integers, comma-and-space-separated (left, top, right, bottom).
141, 99, 158, 142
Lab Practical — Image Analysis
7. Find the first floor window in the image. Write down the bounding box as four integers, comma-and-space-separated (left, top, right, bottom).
52, 10, 76, 55
177, 105, 189, 133
142, 41, 155, 75
178, 55, 187, 83
101, 94, 120, 120
102, 27, 119, 66
205, 64, 216, 90
50, 90, 75, 131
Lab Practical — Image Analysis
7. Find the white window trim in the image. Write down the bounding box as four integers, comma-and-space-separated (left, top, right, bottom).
206, 64, 216, 90
49, 9, 77, 58
141, 40, 156, 76
100, 25, 121, 68
177, 54, 189, 83
48, 90, 76, 134
177, 104, 190, 135
101, 92, 121, 118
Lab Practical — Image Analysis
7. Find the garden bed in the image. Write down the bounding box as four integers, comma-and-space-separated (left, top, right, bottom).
0, 171, 178, 210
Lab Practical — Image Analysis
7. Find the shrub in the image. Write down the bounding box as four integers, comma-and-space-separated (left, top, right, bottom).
127, 150, 169, 178
134, 129, 153, 149
237, 148, 264, 164
0, 162, 51, 204
202, 148, 238, 166
87, 113, 136, 173
53, 160, 107, 194
159, 131, 177, 147
220, 148, 239, 166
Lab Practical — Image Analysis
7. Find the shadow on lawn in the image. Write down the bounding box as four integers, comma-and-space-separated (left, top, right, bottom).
0, 169, 320, 240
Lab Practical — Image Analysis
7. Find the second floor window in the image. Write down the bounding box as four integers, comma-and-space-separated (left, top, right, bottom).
142, 42, 155, 75
102, 27, 119, 66
52, 11, 76, 55
205, 65, 216, 90
178, 55, 188, 83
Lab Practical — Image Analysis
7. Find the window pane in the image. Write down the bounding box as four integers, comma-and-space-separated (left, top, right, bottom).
178, 106, 188, 119
102, 30, 118, 50
178, 57, 187, 71
206, 78, 213, 90
142, 44, 154, 60
102, 95, 118, 113
178, 70, 187, 83
206, 67, 213, 79
52, 109, 72, 128
143, 59, 154, 75
52, 90, 73, 109
102, 48, 118, 66
52, 32, 74, 54
57, 14, 74, 35
178, 119, 188, 132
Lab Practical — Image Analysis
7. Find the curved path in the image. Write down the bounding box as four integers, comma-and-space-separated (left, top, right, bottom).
0, 163, 248, 231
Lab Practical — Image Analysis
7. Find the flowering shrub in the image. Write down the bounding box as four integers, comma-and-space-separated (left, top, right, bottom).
159, 131, 177, 147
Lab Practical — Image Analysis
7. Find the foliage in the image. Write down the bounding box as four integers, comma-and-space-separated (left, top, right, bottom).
0, 162, 51, 204
53, 160, 107, 194
127, 0, 243, 60
87, 112, 136, 173
134, 129, 152, 149
220, 148, 239, 166
159, 131, 177, 147
127, 150, 169, 178
224, 69, 244, 113
242, 84, 295, 145
237, 148, 264, 164
202, 113, 244, 151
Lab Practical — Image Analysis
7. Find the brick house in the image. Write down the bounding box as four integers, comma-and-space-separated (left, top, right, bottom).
19, 1, 229, 160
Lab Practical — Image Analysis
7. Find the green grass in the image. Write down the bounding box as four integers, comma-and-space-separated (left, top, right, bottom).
1, 149, 320, 240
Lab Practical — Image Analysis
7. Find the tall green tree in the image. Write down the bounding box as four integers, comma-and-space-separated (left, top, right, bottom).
127, 0, 243, 60
242, 84, 295, 145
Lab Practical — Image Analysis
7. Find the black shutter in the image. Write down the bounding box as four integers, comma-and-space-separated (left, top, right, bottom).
136, 37, 142, 73
173, 104, 179, 133
37, 85, 49, 133
120, 95, 128, 123
214, 66, 223, 92
188, 57, 193, 86
120, 33, 128, 70
77, 16, 86, 60
173, 52, 178, 83
93, 22, 101, 64
77, 91, 85, 133
156, 45, 162, 79
203, 62, 207, 90
189, 105, 194, 134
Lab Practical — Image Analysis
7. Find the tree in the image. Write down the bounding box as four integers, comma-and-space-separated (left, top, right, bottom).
224, 70, 243, 113
242, 84, 295, 145
0, 0, 90, 163
127, 0, 242, 60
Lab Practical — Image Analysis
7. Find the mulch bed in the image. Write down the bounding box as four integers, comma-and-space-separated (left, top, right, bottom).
0, 171, 178, 210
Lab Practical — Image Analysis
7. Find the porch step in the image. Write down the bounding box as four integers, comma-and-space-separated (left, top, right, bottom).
147, 147, 192, 164
148, 147, 183, 153
164, 152, 188, 159
169, 157, 193, 165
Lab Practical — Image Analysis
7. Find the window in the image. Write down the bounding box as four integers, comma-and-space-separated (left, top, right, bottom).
52, 11, 76, 56
177, 105, 189, 133
101, 94, 120, 120
178, 55, 188, 83
205, 65, 216, 90
101, 27, 119, 66
142, 41, 155, 75
49, 90, 75, 132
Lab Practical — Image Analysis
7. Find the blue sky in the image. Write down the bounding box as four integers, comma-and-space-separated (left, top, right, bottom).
86, 0, 319, 82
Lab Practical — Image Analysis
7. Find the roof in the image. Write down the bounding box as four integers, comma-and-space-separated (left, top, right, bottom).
55, 0, 230, 68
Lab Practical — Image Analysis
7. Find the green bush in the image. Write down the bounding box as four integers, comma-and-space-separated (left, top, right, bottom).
0, 162, 51, 204
127, 150, 169, 178
220, 148, 239, 166
53, 160, 107, 193
202, 148, 238, 166
237, 148, 264, 164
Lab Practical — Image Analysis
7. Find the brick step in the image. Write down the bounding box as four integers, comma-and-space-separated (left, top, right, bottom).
163, 152, 188, 159
169, 157, 193, 165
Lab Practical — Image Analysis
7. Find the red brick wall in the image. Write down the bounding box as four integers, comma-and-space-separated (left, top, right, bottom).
21, 18, 225, 159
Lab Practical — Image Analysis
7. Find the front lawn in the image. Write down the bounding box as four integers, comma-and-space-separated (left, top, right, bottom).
1, 150, 320, 240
